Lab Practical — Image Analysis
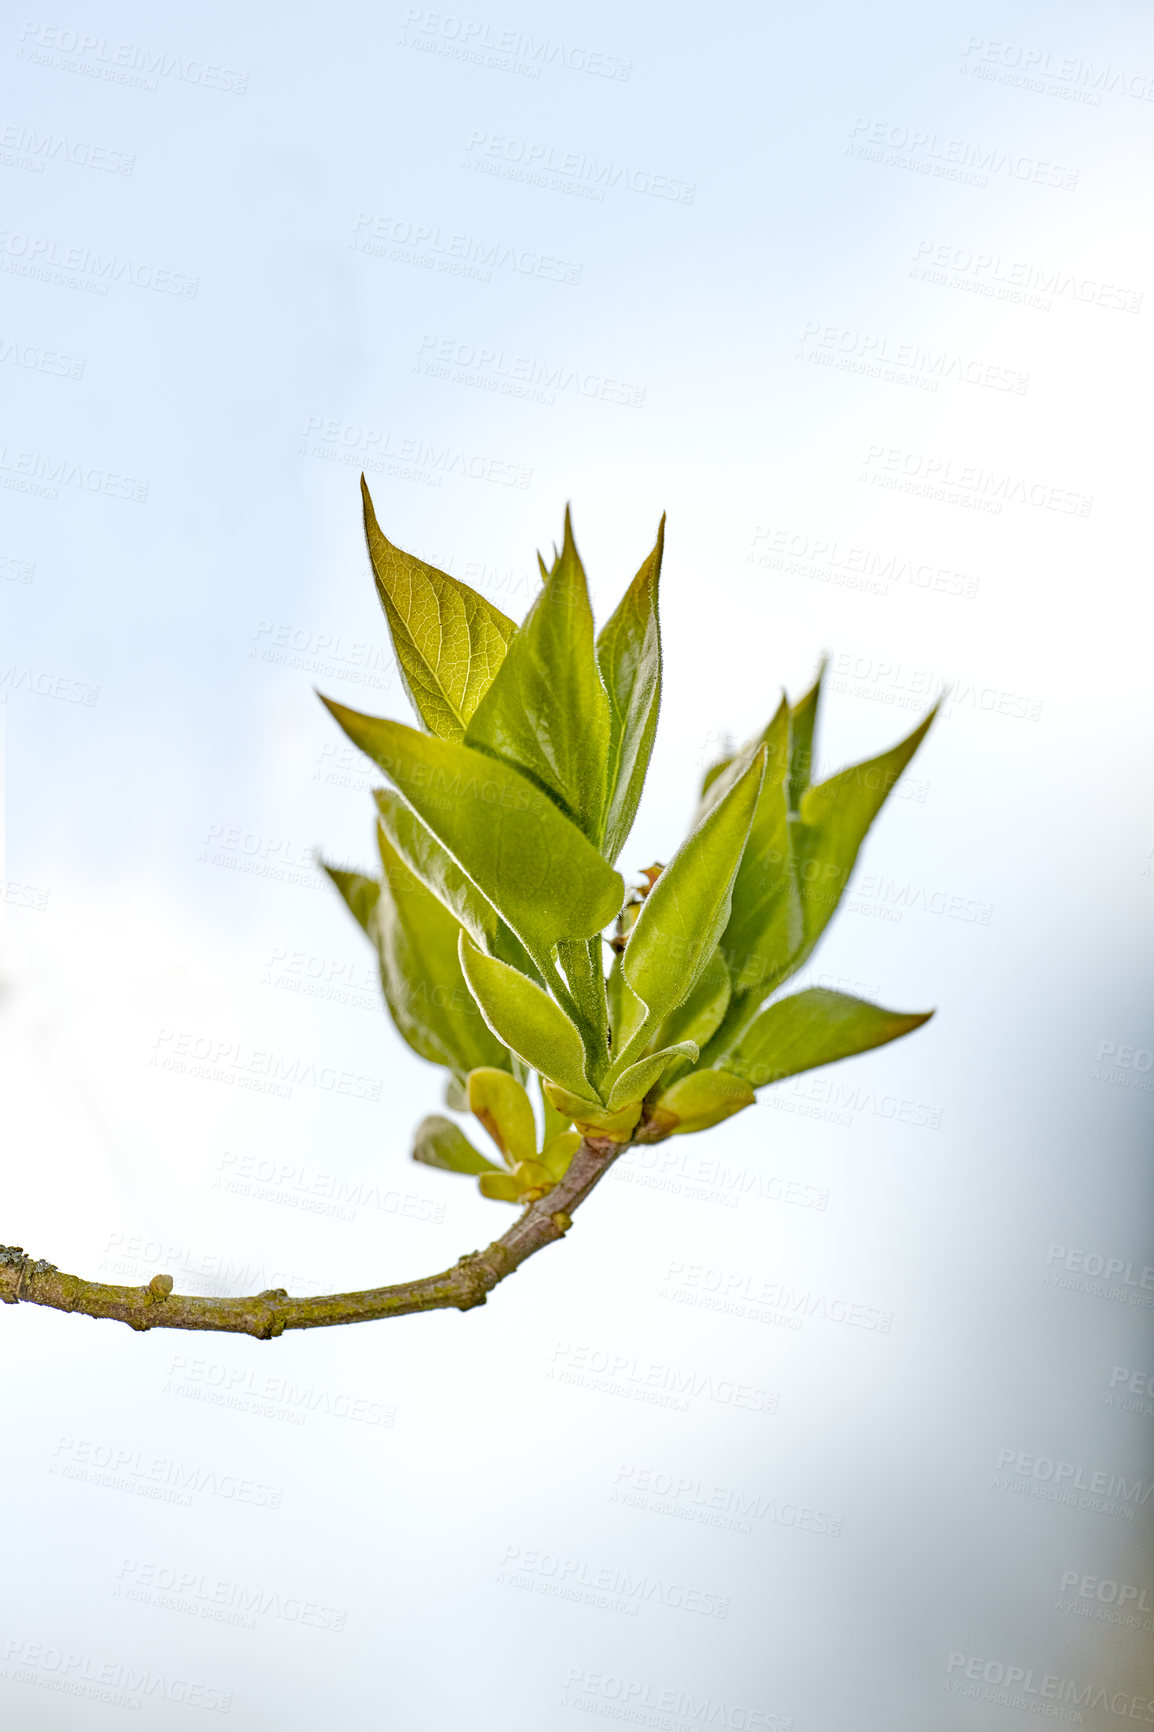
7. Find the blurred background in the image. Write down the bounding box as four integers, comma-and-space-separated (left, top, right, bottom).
1, 0, 1152, 1724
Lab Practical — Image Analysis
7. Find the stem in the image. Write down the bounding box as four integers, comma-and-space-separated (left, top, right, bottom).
0, 1134, 629, 1340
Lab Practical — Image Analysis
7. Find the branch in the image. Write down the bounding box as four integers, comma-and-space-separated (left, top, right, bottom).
0, 1133, 629, 1339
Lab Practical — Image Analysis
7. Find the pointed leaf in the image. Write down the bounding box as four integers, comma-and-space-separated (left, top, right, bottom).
699, 753, 734, 802
793, 707, 937, 957
615, 747, 766, 1064
322, 701, 624, 969
606, 1042, 699, 1112
478, 1171, 523, 1202
413, 1115, 501, 1175
466, 1067, 537, 1166
362, 476, 516, 739
652, 1069, 755, 1135
458, 935, 592, 1097
465, 509, 610, 842
728, 988, 933, 1089
540, 1073, 571, 1142
542, 1084, 642, 1142
787, 661, 826, 811
596, 516, 664, 863
716, 697, 800, 1004
322, 864, 380, 936
374, 832, 511, 1077
653, 947, 731, 1053
540, 1130, 581, 1179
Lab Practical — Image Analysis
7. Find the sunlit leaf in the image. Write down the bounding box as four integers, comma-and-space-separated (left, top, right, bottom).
596, 516, 664, 863
605, 1042, 699, 1112
412, 1115, 501, 1175
362, 477, 516, 740
727, 988, 932, 1089
466, 1067, 538, 1166
458, 935, 592, 1098
651, 1069, 755, 1135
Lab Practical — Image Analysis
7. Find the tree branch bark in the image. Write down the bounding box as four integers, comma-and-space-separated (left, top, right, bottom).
0, 1133, 628, 1339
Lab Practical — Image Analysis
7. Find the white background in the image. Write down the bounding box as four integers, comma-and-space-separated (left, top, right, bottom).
2, 0, 1152, 1725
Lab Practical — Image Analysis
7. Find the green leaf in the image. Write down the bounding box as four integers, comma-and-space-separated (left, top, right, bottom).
373, 832, 512, 1078
793, 707, 937, 958
458, 935, 592, 1098
715, 697, 800, 1004
727, 988, 932, 1089
540, 1129, 581, 1179
540, 1073, 571, 1142
651, 1069, 755, 1135
542, 1083, 642, 1142
606, 1042, 699, 1112
465, 508, 610, 842
478, 1170, 523, 1202
596, 516, 664, 863
653, 947, 731, 1054
374, 788, 538, 978
699, 752, 734, 802
615, 747, 766, 1066
787, 661, 826, 811
466, 1067, 537, 1166
321, 701, 624, 971
444, 1074, 469, 1112
322, 864, 380, 936
412, 1115, 501, 1175
361, 476, 516, 740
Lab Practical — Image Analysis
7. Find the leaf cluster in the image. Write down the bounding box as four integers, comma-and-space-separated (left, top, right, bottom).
323, 482, 935, 1203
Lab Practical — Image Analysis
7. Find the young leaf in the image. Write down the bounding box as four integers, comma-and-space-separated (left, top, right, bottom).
715, 697, 800, 1004
375, 832, 512, 1078
412, 1115, 501, 1175
727, 988, 933, 1089
361, 477, 516, 740
466, 1068, 538, 1166
787, 661, 826, 811
322, 864, 381, 937
541, 1084, 642, 1142
540, 1130, 581, 1180
458, 935, 593, 1098
375, 789, 538, 979
792, 707, 937, 960
615, 747, 766, 1065
651, 1069, 755, 1135
596, 516, 664, 863
322, 700, 624, 969
478, 1171, 522, 1202
465, 509, 610, 842
605, 1042, 699, 1112
540, 1074, 572, 1142
652, 947, 731, 1054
